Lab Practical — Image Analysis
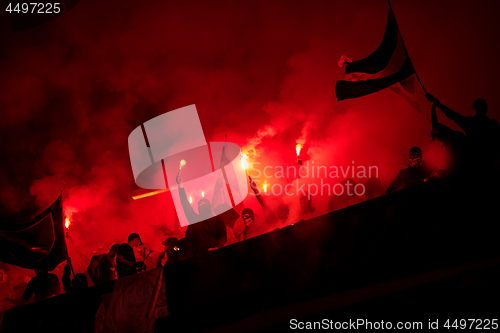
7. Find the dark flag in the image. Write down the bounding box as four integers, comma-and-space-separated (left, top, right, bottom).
0, 193, 67, 270
212, 144, 241, 229
335, 1, 416, 101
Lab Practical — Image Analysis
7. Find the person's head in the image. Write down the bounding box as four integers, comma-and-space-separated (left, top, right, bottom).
364, 177, 382, 200
162, 237, 178, 247
409, 147, 422, 167
241, 208, 254, 226
72, 273, 88, 289
340, 179, 356, 196
277, 203, 290, 221
162, 237, 178, 253
127, 233, 143, 248
176, 238, 192, 260
473, 98, 487, 116
198, 198, 212, 218
108, 244, 120, 258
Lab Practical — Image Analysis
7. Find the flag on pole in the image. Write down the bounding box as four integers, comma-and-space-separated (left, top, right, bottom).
335, 2, 416, 101
211, 144, 241, 229
0, 193, 67, 270
104, 267, 163, 333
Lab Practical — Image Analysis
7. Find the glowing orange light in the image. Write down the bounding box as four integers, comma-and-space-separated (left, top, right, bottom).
241, 154, 249, 170
296, 144, 301, 157
201, 191, 205, 197
189, 196, 193, 203
65, 218, 70, 229
179, 159, 186, 170
263, 183, 268, 193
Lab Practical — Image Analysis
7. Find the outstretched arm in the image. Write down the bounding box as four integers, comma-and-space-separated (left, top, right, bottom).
250, 180, 265, 208
176, 173, 199, 223
426, 93, 469, 131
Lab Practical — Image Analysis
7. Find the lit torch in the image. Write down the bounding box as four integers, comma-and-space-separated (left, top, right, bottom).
177, 159, 186, 179
263, 182, 268, 193
296, 144, 303, 166
201, 191, 205, 198
189, 196, 193, 204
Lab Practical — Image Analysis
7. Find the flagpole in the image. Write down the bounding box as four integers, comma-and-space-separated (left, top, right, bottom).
61, 190, 76, 277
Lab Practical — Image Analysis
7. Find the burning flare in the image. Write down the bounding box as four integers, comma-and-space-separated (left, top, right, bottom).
263, 183, 268, 193
179, 159, 186, 170
296, 144, 303, 165
132, 189, 169, 200
189, 196, 193, 203
201, 191, 205, 198
65, 218, 70, 229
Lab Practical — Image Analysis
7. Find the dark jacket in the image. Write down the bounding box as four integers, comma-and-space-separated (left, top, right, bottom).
179, 188, 227, 256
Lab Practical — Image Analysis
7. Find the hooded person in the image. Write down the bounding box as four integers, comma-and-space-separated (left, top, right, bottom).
364, 177, 383, 201
426, 93, 500, 165
385, 147, 436, 194
176, 174, 227, 256
327, 179, 361, 212
429, 102, 468, 174
87, 244, 120, 284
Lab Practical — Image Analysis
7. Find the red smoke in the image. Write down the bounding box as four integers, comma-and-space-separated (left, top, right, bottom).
0, 0, 499, 305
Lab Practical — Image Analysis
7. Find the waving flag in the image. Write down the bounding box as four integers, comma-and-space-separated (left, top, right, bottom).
0, 193, 67, 270
335, 1, 416, 101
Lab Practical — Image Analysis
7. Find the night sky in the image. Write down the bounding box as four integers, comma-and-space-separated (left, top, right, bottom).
1, 0, 500, 303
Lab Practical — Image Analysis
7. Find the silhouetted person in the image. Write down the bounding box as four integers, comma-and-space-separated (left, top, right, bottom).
18, 270, 60, 305
430, 102, 468, 174
62, 258, 88, 293
87, 255, 99, 285
239, 208, 265, 241
116, 233, 145, 278
386, 147, 436, 194
364, 177, 383, 200
249, 179, 288, 228
299, 192, 316, 220
176, 174, 227, 256
88, 244, 120, 284
426, 93, 500, 164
